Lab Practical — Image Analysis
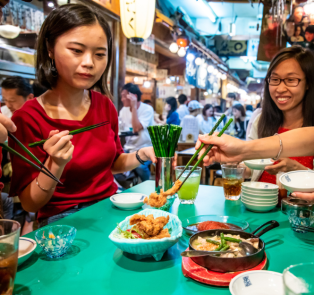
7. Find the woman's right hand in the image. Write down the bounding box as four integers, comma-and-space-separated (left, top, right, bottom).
196, 133, 246, 166
43, 130, 74, 167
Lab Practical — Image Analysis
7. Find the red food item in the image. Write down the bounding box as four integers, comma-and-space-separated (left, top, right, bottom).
126, 229, 142, 239
197, 221, 231, 231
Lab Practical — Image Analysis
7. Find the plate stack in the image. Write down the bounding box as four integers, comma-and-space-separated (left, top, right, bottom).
241, 182, 279, 212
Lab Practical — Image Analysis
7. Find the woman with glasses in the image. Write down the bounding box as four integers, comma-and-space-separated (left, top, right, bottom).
244, 46, 314, 184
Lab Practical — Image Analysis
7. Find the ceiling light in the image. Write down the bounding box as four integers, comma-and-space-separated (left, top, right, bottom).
48, 2, 54, 7
221, 74, 227, 80
143, 81, 151, 88
177, 47, 186, 57
204, 91, 208, 96
207, 65, 214, 73
134, 77, 139, 83
0, 25, 20, 39
169, 42, 179, 53
217, 72, 222, 79
257, 79, 261, 83
186, 53, 195, 62
213, 68, 218, 75
203, 0, 217, 23
229, 23, 236, 37
195, 57, 205, 66
166, 78, 171, 84
176, 31, 190, 48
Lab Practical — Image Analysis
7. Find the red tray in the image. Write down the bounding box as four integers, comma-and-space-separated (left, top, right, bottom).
182, 250, 268, 287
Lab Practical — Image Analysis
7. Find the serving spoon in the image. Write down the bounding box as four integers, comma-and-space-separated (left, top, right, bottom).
238, 241, 258, 255
181, 250, 236, 257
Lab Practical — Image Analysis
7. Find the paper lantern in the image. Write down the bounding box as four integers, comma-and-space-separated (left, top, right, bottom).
120, 0, 156, 44
0, 25, 20, 39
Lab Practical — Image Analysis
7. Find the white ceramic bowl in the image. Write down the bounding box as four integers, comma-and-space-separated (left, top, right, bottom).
241, 188, 278, 197
242, 182, 279, 191
230, 270, 284, 295
110, 193, 147, 210
244, 159, 273, 170
18, 237, 36, 266
280, 170, 314, 193
241, 195, 278, 204
242, 200, 277, 212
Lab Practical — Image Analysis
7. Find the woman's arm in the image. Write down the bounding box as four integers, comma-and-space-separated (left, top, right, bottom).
19, 130, 74, 212
196, 127, 314, 166
111, 147, 156, 174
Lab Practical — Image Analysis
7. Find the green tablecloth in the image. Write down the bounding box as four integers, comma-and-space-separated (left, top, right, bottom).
14, 181, 314, 295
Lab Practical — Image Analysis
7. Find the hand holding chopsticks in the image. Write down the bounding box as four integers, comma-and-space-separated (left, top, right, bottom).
178, 118, 233, 189
3, 132, 63, 185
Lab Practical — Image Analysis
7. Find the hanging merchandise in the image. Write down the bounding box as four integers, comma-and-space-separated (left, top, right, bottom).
120, 0, 156, 44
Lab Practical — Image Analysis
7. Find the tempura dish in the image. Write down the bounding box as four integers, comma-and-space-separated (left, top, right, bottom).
144, 180, 182, 208
109, 209, 183, 261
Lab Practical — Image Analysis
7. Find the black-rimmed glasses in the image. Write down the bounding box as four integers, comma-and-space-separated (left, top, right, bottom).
267, 77, 303, 87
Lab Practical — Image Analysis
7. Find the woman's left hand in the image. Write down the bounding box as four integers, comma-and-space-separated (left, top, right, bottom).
264, 158, 307, 175
291, 191, 314, 201
138, 147, 177, 166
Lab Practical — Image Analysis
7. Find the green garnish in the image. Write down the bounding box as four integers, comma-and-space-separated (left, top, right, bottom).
116, 224, 142, 239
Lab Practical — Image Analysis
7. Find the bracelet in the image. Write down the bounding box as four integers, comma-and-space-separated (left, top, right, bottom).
36, 177, 56, 192
272, 133, 283, 161
136, 149, 146, 165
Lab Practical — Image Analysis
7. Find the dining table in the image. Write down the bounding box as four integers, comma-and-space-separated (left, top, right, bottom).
14, 181, 314, 295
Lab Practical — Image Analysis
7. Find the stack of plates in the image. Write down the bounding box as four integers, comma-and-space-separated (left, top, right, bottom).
241, 182, 279, 212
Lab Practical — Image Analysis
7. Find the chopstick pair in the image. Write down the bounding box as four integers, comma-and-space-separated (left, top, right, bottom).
176, 114, 227, 181
178, 118, 233, 189
291, 225, 314, 233
28, 121, 110, 147
2, 132, 63, 185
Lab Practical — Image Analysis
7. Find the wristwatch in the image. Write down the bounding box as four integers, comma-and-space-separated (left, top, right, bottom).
136, 149, 146, 164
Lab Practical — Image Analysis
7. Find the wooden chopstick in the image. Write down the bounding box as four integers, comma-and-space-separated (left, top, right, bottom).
8, 132, 63, 185
0, 143, 63, 184
28, 121, 110, 147
176, 114, 226, 181
178, 118, 233, 189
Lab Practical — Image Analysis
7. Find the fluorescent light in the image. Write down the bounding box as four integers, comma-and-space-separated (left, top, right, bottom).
229, 23, 236, 37
48, 2, 54, 7
202, 0, 217, 23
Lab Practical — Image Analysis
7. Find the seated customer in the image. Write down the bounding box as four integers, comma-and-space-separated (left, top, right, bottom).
119, 83, 154, 181
197, 104, 223, 134
177, 94, 189, 121
246, 46, 314, 184
181, 100, 203, 142
166, 97, 180, 125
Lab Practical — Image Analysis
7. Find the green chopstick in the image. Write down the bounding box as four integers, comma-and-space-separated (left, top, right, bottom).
0, 143, 61, 182
176, 114, 226, 181
28, 121, 109, 148
178, 118, 233, 189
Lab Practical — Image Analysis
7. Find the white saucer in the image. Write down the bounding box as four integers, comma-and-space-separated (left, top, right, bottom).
110, 193, 147, 210
18, 237, 36, 266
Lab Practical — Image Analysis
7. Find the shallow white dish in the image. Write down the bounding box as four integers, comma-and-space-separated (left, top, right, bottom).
18, 237, 36, 266
280, 170, 314, 193
244, 159, 273, 170
242, 182, 279, 191
241, 195, 278, 204
242, 200, 277, 212
241, 188, 278, 196
230, 270, 284, 295
110, 193, 147, 210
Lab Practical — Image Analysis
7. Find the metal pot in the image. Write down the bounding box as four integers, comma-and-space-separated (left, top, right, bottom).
188, 220, 279, 272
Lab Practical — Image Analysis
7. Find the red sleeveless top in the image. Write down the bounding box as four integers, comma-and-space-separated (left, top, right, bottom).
259, 127, 314, 184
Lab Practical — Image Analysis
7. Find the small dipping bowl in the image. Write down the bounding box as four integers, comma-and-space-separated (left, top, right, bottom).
35, 225, 77, 259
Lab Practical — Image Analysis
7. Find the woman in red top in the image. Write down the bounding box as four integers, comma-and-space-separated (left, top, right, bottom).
9, 5, 156, 226
245, 46, 314, 184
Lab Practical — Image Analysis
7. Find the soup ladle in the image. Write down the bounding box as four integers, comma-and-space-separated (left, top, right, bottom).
181, 250, 236, 257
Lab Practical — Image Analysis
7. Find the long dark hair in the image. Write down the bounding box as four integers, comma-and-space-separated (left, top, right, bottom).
166, 97, 177, 118
36, 4, 113, 97
232, 104, 246, 123
202, 104, 215, 120
258, 46, 314, 138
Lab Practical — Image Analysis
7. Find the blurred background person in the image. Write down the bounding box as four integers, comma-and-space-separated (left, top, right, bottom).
177, 94, 189, 121
232, 103, 248, 139
245, 105, 253, 119
1, 76, 34, 119
181, 100, 203, 142
165, 96, 180, 125
119, 83, 154, 181
198, 104, 223, 134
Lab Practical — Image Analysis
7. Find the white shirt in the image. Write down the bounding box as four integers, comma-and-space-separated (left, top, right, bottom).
177, 104, 189, 121
1, 105, 12, 119
119, 102, 154, 152
197, 115, 223, 134
180, 115, 199, 142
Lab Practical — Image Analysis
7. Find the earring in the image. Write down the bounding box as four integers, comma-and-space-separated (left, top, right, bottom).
51, 59, 58, 77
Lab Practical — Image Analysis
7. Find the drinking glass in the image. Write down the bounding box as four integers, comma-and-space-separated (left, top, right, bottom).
221, 164, 245, 201
283, 262, 314, 294
175, 166, 202, 204
0, 220, 21, 295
